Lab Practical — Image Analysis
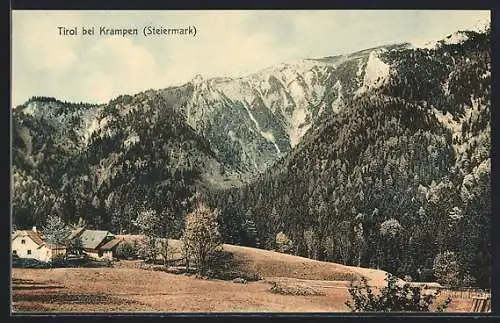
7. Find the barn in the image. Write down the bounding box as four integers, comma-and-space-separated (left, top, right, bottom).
70, 228, 122, 260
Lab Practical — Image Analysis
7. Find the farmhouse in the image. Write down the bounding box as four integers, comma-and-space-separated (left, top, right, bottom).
11, 227, 66, 262
70, 228, 122, 260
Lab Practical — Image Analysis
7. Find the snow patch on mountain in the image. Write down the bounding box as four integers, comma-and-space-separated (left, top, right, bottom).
242, 103, 260, 130
331, 80, 343, 114
471, 17, 490, 33
411, 23, 487, 50
239, 99, 280, 153
78, 106, 103, 143
442, 32, 469, 46
215, 78, 255, 104
186, 58, 338, 152
82, 117, 100, 143
356, 59, 366, 78
289, 108, 309, 147
246, 108, 281, 153
82, 114, 111, 143
355, 50, 390, 95
260, 59, 329, 79
414, 32, 470, 49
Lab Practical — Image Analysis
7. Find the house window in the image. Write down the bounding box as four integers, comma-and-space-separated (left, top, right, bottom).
27, 250, 32, 255
12, 250, 17, 255
21, 239, 26, 244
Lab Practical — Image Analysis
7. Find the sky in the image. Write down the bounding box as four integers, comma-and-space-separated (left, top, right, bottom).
11, 10, 490, 107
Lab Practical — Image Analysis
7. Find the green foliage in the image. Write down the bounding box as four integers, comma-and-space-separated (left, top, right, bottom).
379, 219, 402, 238
345, 273, 452, 312
42, 215, 71, 247
208, 27, 491, 287
182, 203, 223, 275
433, 251, 461, 287
68, 236, 84, 255
275, 232, 293, 254
133, 209, 161, 262
115, 241, 137, 259
12, 89, 225, 233
133, 209, 161, 238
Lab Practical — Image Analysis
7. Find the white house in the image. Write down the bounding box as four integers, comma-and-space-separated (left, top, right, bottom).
11, 227, 67, 262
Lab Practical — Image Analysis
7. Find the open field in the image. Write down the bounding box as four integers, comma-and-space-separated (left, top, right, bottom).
11, 243, 476, 313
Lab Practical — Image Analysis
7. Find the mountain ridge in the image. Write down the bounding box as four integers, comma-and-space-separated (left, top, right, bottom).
12, 24, 491, 286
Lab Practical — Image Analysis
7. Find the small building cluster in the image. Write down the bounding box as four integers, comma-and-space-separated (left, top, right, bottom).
11, 226, 123, 263
69, 227, 122, 260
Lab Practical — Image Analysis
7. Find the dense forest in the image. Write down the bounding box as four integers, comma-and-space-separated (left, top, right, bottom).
207, 28, 491, 287
13, 90, 227, 237
12, 26, 491, 287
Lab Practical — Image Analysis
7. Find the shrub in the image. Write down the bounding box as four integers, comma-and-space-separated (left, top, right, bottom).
326, 272, 360, 282
345, 273, 452, 312
275, 232, 293, 254
433, 251, 461, 287
116, 241, 137, 259
269, 281, 325, 296
135, 237, 154, 260
181, 203, 223, 275
404, 275, 413, 282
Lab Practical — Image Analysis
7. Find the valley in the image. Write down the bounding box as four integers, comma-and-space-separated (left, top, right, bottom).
11, 21, 492, 307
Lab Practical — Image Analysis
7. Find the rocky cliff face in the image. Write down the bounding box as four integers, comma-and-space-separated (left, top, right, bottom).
14, 42, 412, 178
173, 43, 410, 173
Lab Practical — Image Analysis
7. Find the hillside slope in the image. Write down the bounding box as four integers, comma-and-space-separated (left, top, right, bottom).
222, 244, 390, 287
208, 27, 491, 287
12, 91, 230, 231
11, 42, 410, 230
117, 236, 390, 286
175, 44, 409, 173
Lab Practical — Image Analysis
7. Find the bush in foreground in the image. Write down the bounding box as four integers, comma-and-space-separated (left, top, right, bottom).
269, 281, 325, 296
345, 273, 452, 312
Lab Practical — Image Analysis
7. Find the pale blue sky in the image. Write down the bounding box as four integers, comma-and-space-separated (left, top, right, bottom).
12, 10, 490, 107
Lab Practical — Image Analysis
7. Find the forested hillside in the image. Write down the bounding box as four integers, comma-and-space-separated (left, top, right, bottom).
12, 25, 491, 287
207, 28, 491, 287
13, 90, 231, 235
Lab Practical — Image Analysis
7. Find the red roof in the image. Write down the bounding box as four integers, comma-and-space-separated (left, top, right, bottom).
42, 243, 67, 250
13, 230, 45, 246
99, 238, 123, 250
13, 230, 65, 250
